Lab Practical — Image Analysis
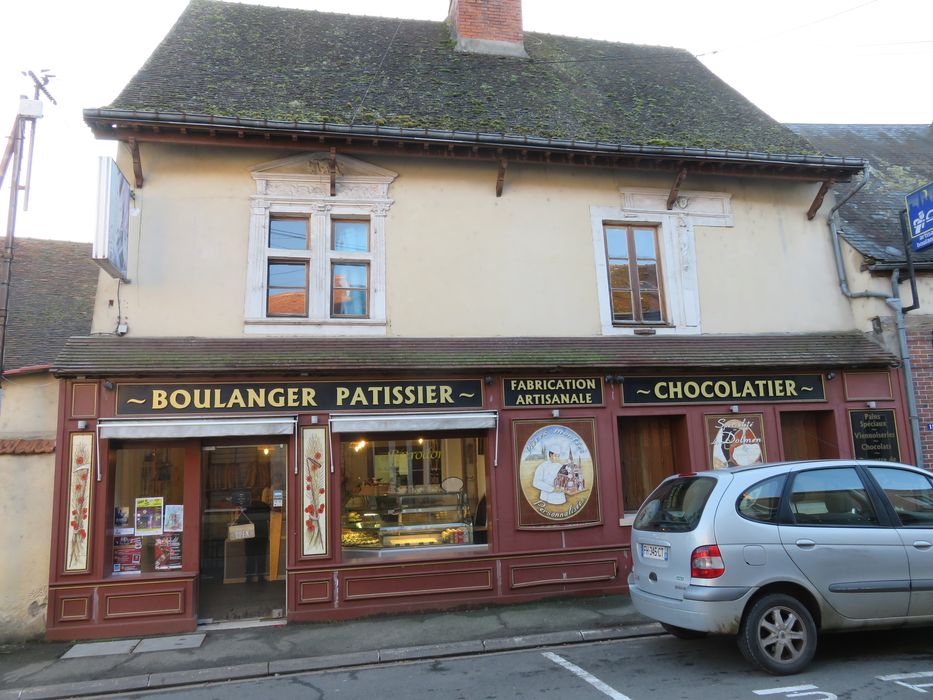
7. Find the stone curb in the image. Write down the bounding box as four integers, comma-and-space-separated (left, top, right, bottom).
0, 624, 665, 699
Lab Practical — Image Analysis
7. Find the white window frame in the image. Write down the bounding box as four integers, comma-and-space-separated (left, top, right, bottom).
245, 153, 396, 336
591, 187, 733, 336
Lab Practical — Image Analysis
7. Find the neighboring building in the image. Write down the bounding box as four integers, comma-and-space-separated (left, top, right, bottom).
789, 124, 933, 465
44, 0, 907, 640
0, 238, 97, 641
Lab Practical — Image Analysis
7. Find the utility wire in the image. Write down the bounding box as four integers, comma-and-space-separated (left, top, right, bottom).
350, 19, 402, 126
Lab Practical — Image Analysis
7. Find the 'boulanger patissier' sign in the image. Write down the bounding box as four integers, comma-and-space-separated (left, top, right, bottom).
116, 380, 484, 415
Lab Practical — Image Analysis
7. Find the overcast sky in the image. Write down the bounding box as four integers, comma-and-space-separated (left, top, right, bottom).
1, 0, 930, 243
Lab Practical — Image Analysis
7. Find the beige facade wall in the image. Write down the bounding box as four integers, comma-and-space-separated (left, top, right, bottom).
92, 144, 860, 338
0, 374, 59, 641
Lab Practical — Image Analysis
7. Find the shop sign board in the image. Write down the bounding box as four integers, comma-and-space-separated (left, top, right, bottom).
849, 409, 900, 461
116, 379, 485, 415
622, 374, 825, 405
503, 377, 603, 408
906, 182, 933, 252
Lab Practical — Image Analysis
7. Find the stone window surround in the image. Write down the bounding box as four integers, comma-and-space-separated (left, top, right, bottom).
244, 153, 396, 336
591, 187, 733, 336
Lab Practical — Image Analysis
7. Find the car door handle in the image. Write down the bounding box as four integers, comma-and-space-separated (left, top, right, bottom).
795, 539, 816, 549
912, 540, 932, 550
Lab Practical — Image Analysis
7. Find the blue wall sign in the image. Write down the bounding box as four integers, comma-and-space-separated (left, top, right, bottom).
907, 182, 933, 252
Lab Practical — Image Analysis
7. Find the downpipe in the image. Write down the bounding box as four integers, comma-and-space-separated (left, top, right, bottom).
887, 269, 924, 468
827, 166, 924, 467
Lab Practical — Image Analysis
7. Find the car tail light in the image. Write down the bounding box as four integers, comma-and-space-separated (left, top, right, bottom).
691, 545, 725, 578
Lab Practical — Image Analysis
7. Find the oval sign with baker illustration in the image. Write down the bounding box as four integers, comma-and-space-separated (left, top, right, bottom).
514, 421, 601, 528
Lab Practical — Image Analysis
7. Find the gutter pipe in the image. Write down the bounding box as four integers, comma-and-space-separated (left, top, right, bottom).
827, 165, 924, 467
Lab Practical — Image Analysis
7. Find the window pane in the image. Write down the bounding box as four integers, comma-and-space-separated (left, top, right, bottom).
112, 447, 186, 575
605, 227, 629, 259
737, 475, 786, 523
637, 262, 659, 290
633, 228, 657, 259
640, 292, 662, 322
790, 468, 879, 526
340, 436, 488, 554
269, 263, 306, 288
611, 290, 633, 321
267, 262, 307, 316
269, 218, 308, 250
333, 220, 369, 252
609, 262, 631, 289
868, 467, 933, 526
332, 263, 368, 317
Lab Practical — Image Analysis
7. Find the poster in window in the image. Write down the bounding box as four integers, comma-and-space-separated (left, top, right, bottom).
705, 413, 767, 469
112, 535, 141, 574
164, 505, 184, 532
134, 497, 164, 536
301, 426, 329, 557
513, 419, 601, 529
65, 433, 94, 573
154, 534, 183, 570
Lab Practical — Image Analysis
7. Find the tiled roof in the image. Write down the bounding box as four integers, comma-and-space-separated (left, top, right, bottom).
788, 124, 933, 268
102, 0, 818, 155
53, 333, 897, 377
4, 239, 98, 372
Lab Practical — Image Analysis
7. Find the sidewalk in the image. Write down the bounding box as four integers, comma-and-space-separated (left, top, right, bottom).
0, 594, 658, 699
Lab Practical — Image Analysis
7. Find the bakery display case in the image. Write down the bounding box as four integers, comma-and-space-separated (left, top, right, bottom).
341, 490, 473, 551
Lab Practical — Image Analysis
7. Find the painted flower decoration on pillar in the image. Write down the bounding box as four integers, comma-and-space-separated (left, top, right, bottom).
302, 428, 327, 556
65, 434, 94, 572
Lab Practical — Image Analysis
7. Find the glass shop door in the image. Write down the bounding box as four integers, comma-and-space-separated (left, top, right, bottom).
199, 443, 287, 623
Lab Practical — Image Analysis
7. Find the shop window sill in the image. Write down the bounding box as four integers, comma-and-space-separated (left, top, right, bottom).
342, 544, 489, 563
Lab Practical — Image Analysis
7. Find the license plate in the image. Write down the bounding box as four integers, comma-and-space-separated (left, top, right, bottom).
641, 543, 669, 561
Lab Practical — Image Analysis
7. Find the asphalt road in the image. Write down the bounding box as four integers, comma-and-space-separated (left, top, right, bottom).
117, 627, 933, 700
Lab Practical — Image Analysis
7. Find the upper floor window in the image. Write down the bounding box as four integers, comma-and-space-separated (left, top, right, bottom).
245, 153, 396, 335
604, 224, 664, 325
591, 188, 733, 336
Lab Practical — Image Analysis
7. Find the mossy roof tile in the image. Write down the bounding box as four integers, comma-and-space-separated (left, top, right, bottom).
105, 0, 816, 154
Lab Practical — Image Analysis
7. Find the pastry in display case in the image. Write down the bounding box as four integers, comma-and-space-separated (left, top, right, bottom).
341, 489, 473, 551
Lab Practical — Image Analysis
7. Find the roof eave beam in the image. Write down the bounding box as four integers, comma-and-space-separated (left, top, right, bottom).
666, 167, 688, 210
128, 137, 144, 189
807, 178, 834, 220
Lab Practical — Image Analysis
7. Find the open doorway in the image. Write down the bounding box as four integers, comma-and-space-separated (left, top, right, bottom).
199, 443, 287, 623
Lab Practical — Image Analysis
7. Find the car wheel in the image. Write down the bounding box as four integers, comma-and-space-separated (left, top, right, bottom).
738, 593, 817, 675
661, 622, 708, 640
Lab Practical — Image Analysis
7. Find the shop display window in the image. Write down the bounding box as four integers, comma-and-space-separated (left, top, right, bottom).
340, 435, 488, 555
111, 447, 186, 575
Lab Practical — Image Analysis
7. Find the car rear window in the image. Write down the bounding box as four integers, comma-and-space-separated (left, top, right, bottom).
633, 476, 717, 532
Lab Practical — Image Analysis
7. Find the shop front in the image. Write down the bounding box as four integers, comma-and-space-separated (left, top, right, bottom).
46, 338, 911, 640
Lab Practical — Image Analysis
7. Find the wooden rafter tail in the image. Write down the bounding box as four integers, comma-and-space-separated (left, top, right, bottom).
807, 179, 834, 220
666, 167, 688, 210
496, 159, 507, 197
329, 147, 337, 197
129, 138, 144, 189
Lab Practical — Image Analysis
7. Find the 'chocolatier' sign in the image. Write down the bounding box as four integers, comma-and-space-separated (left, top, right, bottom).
116, 380, 484, 415
623, 374, 825, 405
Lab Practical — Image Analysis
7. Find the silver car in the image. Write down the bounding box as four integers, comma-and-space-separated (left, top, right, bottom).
628, 459, 933, 674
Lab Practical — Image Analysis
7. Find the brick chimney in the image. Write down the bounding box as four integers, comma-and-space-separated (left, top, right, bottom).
448, 0, 527, 57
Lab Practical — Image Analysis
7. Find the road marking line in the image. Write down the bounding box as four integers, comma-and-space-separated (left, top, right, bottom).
878, 672, 933, 681
542, 651, 632, 700
754, 687, 818, 695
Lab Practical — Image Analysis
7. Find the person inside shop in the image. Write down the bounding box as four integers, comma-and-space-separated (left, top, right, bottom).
243, 492, 270, 583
